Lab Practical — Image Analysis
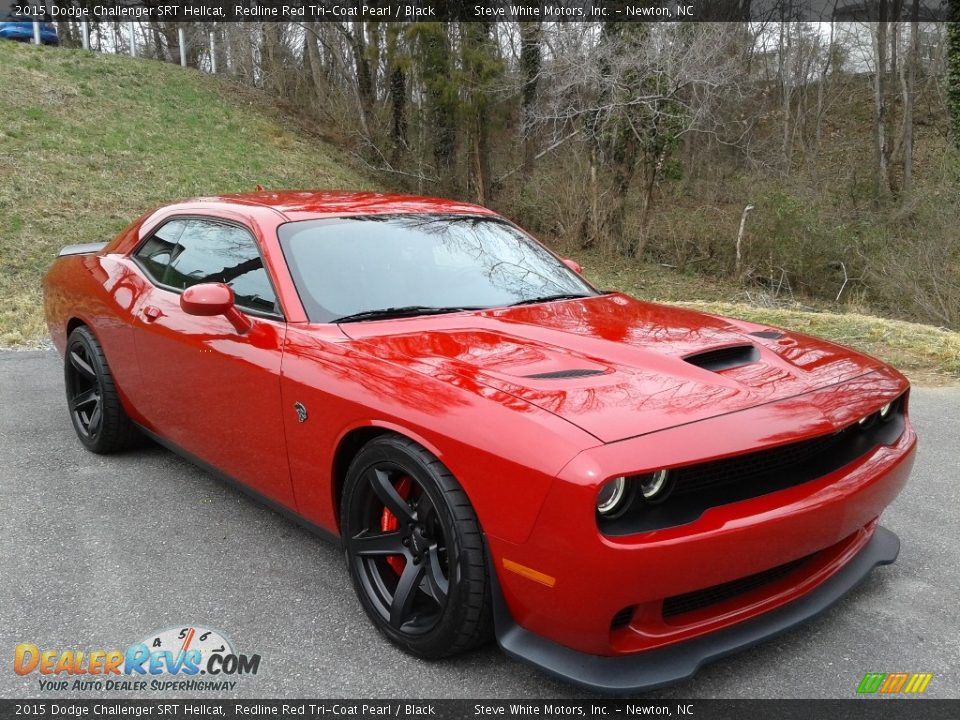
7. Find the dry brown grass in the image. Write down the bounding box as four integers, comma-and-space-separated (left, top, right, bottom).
576, 248, 960, 386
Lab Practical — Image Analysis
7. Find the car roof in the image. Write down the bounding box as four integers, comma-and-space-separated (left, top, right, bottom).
170, 191, 499, 222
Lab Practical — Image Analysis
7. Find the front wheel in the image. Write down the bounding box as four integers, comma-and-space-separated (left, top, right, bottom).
341, 435, 492, 659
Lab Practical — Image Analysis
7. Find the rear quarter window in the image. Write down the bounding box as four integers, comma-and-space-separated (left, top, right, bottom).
133, 219, 186, 282
134, 217, 279, 316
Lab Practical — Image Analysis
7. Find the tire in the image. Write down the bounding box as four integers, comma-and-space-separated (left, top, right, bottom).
340, 434, 493, 659
64, 326, 140, 454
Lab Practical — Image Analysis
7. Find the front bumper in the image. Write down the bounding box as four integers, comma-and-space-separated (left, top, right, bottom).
486, 370, 915, 691
492, 525, 900, 694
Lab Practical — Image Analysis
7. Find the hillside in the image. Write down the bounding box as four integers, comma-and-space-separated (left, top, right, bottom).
575, 248, 960, 385
1, 43, 957, 383
0, 41, 370, 344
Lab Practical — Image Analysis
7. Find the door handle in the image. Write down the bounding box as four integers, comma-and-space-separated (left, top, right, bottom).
143, 306, 163, 322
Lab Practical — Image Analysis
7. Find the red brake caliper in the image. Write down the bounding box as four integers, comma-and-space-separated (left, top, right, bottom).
380, 476, 412, 575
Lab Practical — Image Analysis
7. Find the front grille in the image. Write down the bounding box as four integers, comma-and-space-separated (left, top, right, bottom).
662, 555, 810, 619
672, 431, 846, 496
599, 394, 906, 535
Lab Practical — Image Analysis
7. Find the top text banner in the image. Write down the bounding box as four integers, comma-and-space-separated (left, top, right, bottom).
16, 0, 956, 23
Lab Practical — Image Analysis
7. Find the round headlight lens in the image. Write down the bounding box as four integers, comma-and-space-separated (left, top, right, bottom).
879, 402, 893, 421
597, 477, 627, 516
640, 469, 671, 502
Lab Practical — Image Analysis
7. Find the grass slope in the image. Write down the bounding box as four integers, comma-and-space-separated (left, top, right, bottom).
0, 42, 369, 344
1, 43, 957, 383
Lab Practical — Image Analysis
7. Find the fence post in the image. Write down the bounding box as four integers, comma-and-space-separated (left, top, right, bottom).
209, 31, 217, 73
128, 21, 136, 57
81, 21, 90, 50
32, 21, 41, 45
178, 28, 187, 67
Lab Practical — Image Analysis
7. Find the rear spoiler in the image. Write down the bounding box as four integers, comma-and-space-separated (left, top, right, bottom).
58, 242, 107, 257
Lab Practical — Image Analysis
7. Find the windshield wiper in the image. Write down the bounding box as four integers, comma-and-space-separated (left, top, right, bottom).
508, 293, 593, 307
335, 305, 482, 323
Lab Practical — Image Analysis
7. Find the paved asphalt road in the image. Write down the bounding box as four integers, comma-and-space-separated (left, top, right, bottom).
1, 349, 957, 700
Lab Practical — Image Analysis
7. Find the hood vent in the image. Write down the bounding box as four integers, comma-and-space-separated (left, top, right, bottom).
524, 368, 605, 380
749, 330, 785, 340
683, 344, 760, 372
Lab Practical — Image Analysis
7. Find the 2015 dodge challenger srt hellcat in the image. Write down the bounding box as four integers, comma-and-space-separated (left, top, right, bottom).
42, 191, 916, 693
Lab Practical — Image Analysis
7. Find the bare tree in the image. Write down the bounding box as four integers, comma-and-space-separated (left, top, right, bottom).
533, 23, 744, 257
874, 4, 892, 197
780, 21, 794, 168
901, 0, 921, 199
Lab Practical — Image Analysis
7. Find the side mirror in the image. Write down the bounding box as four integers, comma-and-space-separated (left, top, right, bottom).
561, 257, 583, 275
180, 283, 252, 334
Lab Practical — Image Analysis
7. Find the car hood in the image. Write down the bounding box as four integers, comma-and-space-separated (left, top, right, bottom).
340, 294, 886, 443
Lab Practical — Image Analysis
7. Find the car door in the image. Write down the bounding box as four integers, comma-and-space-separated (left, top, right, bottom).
129, 216, 296, 509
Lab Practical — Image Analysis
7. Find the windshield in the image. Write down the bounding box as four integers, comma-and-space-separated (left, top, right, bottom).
278, 214, 597, 323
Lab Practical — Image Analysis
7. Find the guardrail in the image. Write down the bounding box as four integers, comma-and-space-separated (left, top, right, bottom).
6, 15, 224, 75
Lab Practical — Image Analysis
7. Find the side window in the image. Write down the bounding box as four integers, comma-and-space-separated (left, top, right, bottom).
160, 219, 278, 315
133, 219, 186, 282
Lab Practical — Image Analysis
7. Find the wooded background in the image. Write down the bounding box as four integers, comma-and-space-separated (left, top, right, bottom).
51, 10, 960, 329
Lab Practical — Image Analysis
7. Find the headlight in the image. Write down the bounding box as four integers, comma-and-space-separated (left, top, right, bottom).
879, 402, 893, 421
597, 477, 627, 516
639, 469, 672, 503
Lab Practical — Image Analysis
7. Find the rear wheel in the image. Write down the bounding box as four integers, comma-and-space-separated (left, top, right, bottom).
64, 326, 140, 453
341, 435, 492, 659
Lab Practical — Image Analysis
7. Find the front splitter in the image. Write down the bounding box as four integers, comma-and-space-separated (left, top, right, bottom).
491, 525, 900, 695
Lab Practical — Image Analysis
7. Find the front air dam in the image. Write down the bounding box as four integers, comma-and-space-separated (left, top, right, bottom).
490, 525, 901, 695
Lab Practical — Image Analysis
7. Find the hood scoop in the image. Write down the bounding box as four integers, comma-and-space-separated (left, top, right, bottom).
683, 344, 760, 372
524, 368, 606, 380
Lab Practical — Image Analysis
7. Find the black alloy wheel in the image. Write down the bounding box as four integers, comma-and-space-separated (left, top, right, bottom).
66, 337, 103, 441
64, 326, 140, 453
341, 435, 492, 659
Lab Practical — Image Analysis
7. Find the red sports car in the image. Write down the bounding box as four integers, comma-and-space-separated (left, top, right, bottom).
42, 192, 916, 693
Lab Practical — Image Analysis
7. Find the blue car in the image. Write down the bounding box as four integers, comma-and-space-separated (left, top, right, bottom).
0, 20, 59, 45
